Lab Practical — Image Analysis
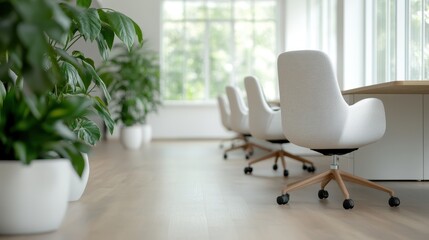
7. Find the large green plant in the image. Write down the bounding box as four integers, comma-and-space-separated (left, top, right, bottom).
100, 42, 161, 126
0, 0, 142, 176
0, 0, 143, 145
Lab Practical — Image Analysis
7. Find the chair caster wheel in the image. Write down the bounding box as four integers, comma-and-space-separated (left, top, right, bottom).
283, 169, 289, 177
318, 189, 329, 199
273, 164, 278, 170
389, 196, 400, 207
343, 199, 354, 209
307, 166, 316, 173
277, 193, 290, 205
302, 165, 308, 170
223, 153, 227, 160
244, 166, 253, 174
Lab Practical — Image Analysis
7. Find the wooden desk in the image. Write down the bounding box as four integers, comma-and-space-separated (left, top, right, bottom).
343, 81, 429, 180
342, 80, 429, 95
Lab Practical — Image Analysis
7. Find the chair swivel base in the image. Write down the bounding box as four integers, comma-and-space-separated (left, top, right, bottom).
223, 141, 271, 160
243, 149, 316, 177
276, 167, 401, 209
219, 134, 247, 149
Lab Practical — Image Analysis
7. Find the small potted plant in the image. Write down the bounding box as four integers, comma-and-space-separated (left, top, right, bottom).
99, 42, 161, 150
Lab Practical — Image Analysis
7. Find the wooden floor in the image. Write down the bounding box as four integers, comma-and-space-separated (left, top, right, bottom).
2, 140, 429, 240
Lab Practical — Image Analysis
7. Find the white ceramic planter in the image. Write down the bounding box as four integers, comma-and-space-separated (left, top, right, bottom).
69, 153, 89, 202
120, 125, 143, 150
0, 159, 70, 235
141, 124, 152, 144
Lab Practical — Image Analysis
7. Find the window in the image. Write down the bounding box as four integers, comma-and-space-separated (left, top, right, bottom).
408, 0, 429, 79
161, 0, 278, 101
368, 0, 429, 84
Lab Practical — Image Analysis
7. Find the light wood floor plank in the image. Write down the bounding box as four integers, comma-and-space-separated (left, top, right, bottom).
1, 140, 429, 239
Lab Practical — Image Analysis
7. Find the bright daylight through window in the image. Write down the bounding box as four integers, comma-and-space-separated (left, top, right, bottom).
161, 0, 278, 101
370, 0, 429, 84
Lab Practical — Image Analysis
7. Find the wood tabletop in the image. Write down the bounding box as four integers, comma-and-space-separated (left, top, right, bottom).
342, 80, 429, 94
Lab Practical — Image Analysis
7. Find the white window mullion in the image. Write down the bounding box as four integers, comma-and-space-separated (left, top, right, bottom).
422, 0, 426, 79
386, 0, 391, 82
397, 0, 407, 80
183, 0, 188, 100
231, 0, 236, 86
366, 0, 374, 86
204, 20, 210, 100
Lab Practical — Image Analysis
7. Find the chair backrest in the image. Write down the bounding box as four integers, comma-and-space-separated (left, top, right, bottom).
244, 76, 284, 140
217, 95, 231, 131
225, 86, 250, 135
277, 50, 349, 148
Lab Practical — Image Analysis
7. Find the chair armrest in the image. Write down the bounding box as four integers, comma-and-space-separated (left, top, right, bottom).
342, 98, 386, 145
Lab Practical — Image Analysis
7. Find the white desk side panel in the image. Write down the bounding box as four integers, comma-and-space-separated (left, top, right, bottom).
353, 94, 423, 180
424, 95, 429, 180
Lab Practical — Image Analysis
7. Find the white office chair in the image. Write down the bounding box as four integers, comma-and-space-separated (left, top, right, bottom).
225, 86, 271, 159
276, 50, 400, 209
244, 76, 315, 177
217, 95, 246, 157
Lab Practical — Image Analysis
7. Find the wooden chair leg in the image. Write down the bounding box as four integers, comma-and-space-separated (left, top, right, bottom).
223, 143, 247, 153
281, 171, 332, 194
282, 150, 314, 166
248, 151, 280, 165
321, 175, 333, 189
332, 169, 350, 199
340, 170, 395, 196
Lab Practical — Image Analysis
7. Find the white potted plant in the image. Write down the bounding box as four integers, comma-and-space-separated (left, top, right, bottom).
0, 85, 92, 234
0, 0, 90, 234
99, 42, 161, 150
0, 0, 142, 233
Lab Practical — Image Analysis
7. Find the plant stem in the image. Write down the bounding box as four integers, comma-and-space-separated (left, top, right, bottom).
65, 35, 83, 51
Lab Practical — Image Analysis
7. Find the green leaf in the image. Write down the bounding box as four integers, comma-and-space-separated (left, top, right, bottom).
16, 23, 47, 68
103, 11, 136, 50
101, 26, 115, 50
75, 118, 101, 146
96, 27, 115, 60
60, 61, 85, 91
62, 95, 93, 118
53, 122, 77, 140
82, 60, 111, 102
56, 48, 92, 89
132, 19, 143, 45
94, 96, 115, 134
62, 4, 101, 41
14, 0, 70, 43
77, 0, 92, 8
47, 95, 92, 121
64, 144, 86, 177
13, 142, 27, 164
0, 82, 5, 101
81, 8, 101, 41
